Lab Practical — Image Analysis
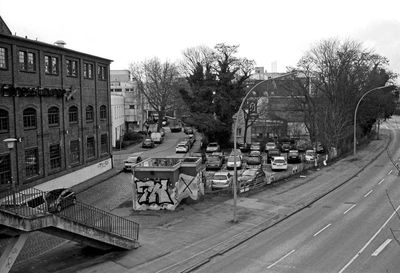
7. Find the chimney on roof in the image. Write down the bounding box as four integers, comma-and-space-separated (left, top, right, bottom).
54, 40, 66, 47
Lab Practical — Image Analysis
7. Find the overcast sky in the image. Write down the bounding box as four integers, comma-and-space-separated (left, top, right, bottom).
1, 0, 400, 75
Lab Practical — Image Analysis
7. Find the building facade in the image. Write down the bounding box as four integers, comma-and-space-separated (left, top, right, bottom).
110, 70, 152, 136
0, 18, 113, 192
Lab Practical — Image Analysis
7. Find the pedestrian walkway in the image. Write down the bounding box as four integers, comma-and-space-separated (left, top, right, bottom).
9, 128, 392, 273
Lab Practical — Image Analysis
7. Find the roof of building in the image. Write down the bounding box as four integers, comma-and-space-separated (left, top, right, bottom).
0, 16, 12, 35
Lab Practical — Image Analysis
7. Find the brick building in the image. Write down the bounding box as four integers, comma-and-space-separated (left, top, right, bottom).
0, 18, 113, 192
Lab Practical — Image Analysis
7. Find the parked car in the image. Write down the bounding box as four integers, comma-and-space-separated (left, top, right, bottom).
315, 142, 326, 154
123, 152, 143, 171
271, 156, 288, 171
176, 142, 189, 153
265, 142, 277, 153
190, 152, 207, 164
226, 155, 243, 170
267, 148, 281, 163
280, 142, 291, 153
206, 142, 221, 153
238, 142, 250, 153
287, 150, 302, 164
45, 188, 76, 213
211, 151, 225, 163
183, 127, 194, 134
238, 168, 267, 188
246, 150, 262, 165
296, 140, 309, 152
305, 149, 317, 162
250, 142, 262, 152
150, 132, 164, 144
206, 155, 223, 170
142, 138, 155, 148
211, 171, 233, 190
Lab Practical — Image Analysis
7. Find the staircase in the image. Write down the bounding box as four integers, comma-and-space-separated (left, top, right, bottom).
0, 187, 139, 250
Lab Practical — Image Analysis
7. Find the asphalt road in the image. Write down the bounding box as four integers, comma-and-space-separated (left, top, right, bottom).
192, 118, 400, 273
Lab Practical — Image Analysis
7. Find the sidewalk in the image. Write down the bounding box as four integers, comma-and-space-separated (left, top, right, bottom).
77, 134, 391, 273
9, 131, 391, 273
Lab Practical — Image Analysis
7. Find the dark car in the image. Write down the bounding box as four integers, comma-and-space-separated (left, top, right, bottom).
267, 148, 281, 163
238, 168, 266, 190
183, 127, 194, 134
142, 138, 155, 148
280, 142, 291, 153
246, 150, 262, 165
238, 143, 250, 153
206, 155, 223, 170
287, 150, 302, 164
45, 188, 76, 213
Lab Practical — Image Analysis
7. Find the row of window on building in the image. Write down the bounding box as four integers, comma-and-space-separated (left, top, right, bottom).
0, 134, 109, 185
0, 105, 108, 133
0, 47, 107, 80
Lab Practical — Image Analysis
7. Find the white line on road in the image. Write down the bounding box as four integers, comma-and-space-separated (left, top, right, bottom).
344, 204, 356, 215
388, 170, 393, 175
313, 223, 332, 237
364, 190, 373, 198
267, 249, 296, 269
378, 179, 385, 185
338, 203, 400, 273
372, 239, 392, 256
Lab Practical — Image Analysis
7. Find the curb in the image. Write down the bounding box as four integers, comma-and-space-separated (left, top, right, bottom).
168, 133, 392, 273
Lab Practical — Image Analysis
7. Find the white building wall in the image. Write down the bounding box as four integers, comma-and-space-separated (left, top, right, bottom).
111, 93, 125, 148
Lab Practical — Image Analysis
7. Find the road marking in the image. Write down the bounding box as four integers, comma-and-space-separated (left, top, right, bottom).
364, 190, 373, 198
388, 170, 393, 175
267, 249, 296, 269
344, 204, 356, 215
338, 203, 400, 273
372, 239, 392, 256
378, 179, 385, 185
313, 223, 332, 237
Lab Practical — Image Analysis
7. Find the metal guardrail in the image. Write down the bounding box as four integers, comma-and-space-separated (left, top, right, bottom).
0, 187, 139, 241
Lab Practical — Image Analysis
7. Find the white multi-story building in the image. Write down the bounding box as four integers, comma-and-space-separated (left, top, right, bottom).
110, 70, 153, 147
111, 92, 125, 147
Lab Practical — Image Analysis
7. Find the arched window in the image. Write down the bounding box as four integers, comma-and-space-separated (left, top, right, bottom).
86, 105, 94, 122
23, 108, 37, 129
68, 106, 78, 124
48, 106, 59, 127
0, 109, 9, 133
100, 105, 107, 120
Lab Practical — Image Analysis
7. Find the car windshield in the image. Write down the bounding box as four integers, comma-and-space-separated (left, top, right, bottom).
214, 175, 228, 180
228, 156, 240, 162
208, 143, 218, 147
242, 170, 257, 176
177, 144, 186, 147
208, 156, 220, 162
274, 159, 286, 163
249, 151, 260, 156
306, 151, 315, 155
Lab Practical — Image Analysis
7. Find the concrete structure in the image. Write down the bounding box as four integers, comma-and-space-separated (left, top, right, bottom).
132, 157, 204, 210
0, 17, 113, 193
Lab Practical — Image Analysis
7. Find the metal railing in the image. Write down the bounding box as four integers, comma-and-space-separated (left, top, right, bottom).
0, 187, 48, 218
0, 187, 139, 241
57, 200, 139, 241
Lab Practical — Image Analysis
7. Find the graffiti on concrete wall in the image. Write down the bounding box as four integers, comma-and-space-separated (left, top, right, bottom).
133, 172, 204, 210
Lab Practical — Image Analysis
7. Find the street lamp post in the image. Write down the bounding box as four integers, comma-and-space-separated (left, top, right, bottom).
353, 85, 389, 156
3, 138, 18, 208
232, 71, 297, 223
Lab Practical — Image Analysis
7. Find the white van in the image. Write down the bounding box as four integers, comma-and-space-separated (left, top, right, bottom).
150, 132, 164, 144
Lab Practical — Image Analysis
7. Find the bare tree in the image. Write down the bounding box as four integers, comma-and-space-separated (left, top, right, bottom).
130, 58, 180, 132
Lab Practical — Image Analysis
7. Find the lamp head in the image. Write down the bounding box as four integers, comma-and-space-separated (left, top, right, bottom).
3, 138, 18, 149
